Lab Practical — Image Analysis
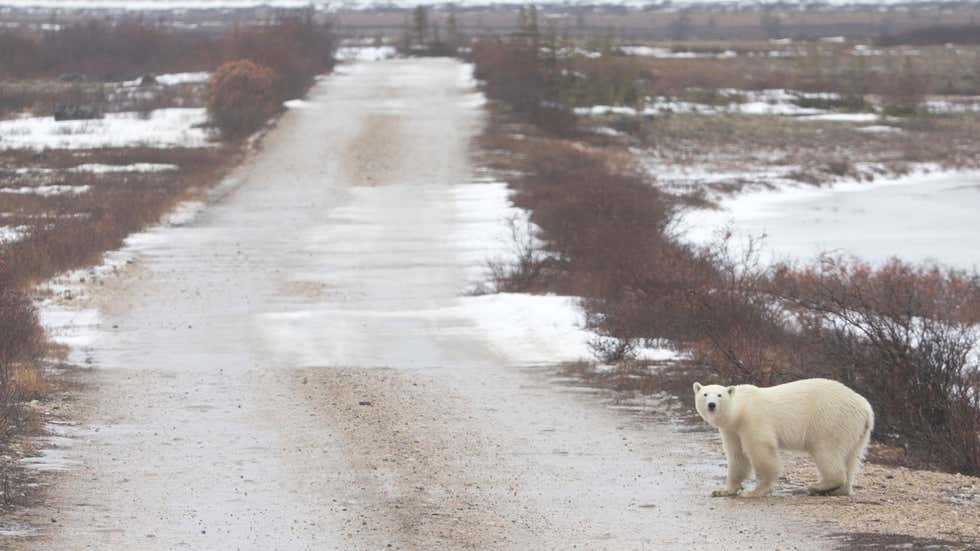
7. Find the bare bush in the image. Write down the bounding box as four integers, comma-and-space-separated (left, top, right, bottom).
472, 38, 578, 137
776, 257, 980, 473
222, 16, 336, 101
0, 278, 45, 434
484, 215, 550, 293
207, 60, 280, 137
685, 235, 798, 386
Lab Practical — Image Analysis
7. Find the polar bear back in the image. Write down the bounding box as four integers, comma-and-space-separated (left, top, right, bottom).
731, 378, 873, 453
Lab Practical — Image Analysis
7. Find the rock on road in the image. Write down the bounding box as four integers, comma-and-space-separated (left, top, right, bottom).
11, 59, 833, 549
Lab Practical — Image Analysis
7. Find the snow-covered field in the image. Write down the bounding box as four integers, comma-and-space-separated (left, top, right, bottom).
0, 108, 213, 150
681, 167, 980, 271
336, 46, 397, 62
69, 163, 180, 173
576, 89, 845, 117
0, 224, 29, 243
618, 45, 737, 59
0, 184, 90, 196
575, 89, 980, 120
122, 72, 210, 86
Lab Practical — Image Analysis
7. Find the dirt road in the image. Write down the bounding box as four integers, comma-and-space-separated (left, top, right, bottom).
8, 59, 836, 549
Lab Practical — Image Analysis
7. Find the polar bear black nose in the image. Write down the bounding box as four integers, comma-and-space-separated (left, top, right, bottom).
707, 402, 717, 411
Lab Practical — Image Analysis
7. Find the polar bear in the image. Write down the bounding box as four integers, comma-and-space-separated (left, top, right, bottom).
693, 378, 873, 498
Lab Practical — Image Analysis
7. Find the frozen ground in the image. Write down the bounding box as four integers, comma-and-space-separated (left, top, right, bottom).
681, 167, 980, 271
336, 45, 397, 62
575, 89, 980, 119
0, 224, 28, 243
8, 59, 836, 549
0, 108, 213, 150
122, 71, 210, 86
0, 184, 89, 196
618, 45, 737, 58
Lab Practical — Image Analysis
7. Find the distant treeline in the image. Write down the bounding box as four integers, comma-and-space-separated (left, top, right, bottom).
0, 16, 336, 86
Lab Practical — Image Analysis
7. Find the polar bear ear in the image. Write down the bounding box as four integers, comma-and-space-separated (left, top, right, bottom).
727, 386, 736, 396
693, 382, 702, 393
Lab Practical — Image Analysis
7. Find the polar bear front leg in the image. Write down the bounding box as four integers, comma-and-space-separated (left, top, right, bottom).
712, 430, 750, 497
743, 437, 779, 498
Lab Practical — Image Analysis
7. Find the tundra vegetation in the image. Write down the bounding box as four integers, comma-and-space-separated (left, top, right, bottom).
0, 16, 336, 474
471, 30, 980, 475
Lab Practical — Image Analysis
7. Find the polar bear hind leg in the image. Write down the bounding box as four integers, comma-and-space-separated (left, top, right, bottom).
808, 448, 849, 496
842, 417, 873, 495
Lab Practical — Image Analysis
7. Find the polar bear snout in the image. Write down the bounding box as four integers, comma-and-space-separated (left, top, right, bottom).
707, 402, 717, 411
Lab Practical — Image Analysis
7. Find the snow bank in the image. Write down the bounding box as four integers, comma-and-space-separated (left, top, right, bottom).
70, 163, 180, 173
681, 166, 980, 271
336, 46, 397, 62
0, 225, 28, 243
38, 305, 101, 349
618, 46, 736, 59
0, 184, 90, 195
457, 293, 682, 366
576, 89, 853, 118
0, 108, 213, 150
643, 159, 801, 196
451, 171, 682, 365
123, 72, 210, 86
798, 112, 880, 122
924, 97, 980, 114
284, 99, 315, 109
856, 125, 901, 133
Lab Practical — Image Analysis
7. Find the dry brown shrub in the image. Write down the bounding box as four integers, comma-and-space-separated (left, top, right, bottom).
207, 59, 280, 138
10, 365, 48, 401
221, 16, 336, 101
775, 257, 980, 473
0, 282, 45, 432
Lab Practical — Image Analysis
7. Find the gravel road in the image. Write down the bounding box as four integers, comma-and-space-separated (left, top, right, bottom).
7, 59, 837, 550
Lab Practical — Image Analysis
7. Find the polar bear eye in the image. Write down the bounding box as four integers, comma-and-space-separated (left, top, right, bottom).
703, 393, 707, 397
717, 394, 722, 397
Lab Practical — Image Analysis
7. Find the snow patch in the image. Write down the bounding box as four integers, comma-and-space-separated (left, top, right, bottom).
798, 112, 880, 122
0, 108, 213, 150
70, 163, 180, 173
0, 184, 90, 195
681, 166, 980, 270
124, 71, 210, 86
856, 125, 902, 133
0, 224, 29, 243
284, 99, 315, 109
618, 46, 737, 59
336, 46, 397, 62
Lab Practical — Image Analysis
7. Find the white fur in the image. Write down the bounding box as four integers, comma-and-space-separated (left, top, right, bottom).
693, 378, 874, 498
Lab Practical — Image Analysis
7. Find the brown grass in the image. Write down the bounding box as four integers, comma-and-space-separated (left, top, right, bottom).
621, 44, 980, 99
1, 146, 233, 288
10, 365, 48, 401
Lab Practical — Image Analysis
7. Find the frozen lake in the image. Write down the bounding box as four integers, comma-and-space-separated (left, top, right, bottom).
682, 169, 980, 271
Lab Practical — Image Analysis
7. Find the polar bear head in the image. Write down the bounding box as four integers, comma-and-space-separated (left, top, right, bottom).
693, 382, 736, 428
